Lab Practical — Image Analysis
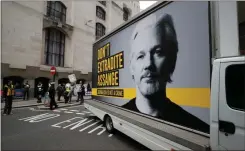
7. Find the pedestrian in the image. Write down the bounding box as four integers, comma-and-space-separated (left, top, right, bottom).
68, 83, 75, 103
2, 84, 8, 103
37, 82, 43, 103
43, 91, 50, 107
56, 84, 63, 101
3, 81, 15, 115
87, 83, 91, 92
64, 83, 71, 104
23, 81, 30, 100
48, 82, 58, 110
80, 81, 85, 104
76, 81, 82, 102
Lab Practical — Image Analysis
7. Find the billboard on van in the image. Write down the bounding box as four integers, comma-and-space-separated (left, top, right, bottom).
92, 1, 210, 133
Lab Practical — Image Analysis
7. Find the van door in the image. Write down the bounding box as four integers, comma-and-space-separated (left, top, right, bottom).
218, 61, 245, 150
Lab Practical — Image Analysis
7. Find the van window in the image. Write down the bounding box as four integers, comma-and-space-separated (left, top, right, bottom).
225, 64, 245, 111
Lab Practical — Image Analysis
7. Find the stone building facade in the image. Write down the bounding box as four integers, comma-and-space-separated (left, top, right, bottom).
1, 1, 140, 97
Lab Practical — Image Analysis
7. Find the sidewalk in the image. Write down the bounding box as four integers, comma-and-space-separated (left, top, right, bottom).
1, 95, 92, 110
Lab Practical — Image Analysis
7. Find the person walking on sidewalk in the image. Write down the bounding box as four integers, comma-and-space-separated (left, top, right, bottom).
2, 84, 8, 103
56, 84, 63, 101
48, 82, 58, 110
64, 83, 71, 104
76, 81, 82, 102
3, 81, 15, 115
69, 83, 76, 103
80, 81, 85, 104
23, 81, 30, 100
37, 82, 43, 103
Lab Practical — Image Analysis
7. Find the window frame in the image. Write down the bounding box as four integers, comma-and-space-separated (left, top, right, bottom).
96, 6, 106, 20
47, 1, 67, 23
96, 23, 106, 39
45, 28, 65, 67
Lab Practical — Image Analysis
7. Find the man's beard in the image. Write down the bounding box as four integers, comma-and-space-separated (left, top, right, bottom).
138, 80, 160, 97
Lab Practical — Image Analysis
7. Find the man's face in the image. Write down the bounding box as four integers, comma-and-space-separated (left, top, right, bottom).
130, 27, 171, 96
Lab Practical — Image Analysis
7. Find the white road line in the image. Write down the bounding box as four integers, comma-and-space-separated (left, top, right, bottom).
64, 104, 84, 109
79, 121, 100, 132
82, 111, 91, 114
70, 110, 79, 112
64, 111, 73, 114
53, 110, 61, 112
88, 124, 105, 135
59, 109, 68, 110
108, 134, 113, 137
89, 114, 94, 116
76, 113, 85, 115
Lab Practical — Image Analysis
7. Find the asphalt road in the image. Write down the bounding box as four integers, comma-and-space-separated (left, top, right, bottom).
1, 105, 149, 150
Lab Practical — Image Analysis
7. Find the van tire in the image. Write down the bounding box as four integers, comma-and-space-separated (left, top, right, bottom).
105, 115, 114, 133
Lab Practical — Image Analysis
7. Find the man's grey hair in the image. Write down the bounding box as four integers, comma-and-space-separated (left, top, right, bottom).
129, 13, 178, 83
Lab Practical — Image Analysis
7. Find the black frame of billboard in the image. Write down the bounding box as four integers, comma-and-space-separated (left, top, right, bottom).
92, 1, 212, 136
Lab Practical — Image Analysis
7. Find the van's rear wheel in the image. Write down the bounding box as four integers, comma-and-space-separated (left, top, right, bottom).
105, 116, 114, 133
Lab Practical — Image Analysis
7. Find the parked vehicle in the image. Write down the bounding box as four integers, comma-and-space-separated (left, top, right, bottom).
85, 1, 245, 150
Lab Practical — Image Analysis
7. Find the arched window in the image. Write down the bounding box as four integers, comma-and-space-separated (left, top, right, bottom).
45, 28, 65, 67
99, 1, 106, 6
123, 7, 129, 21
96, 23, 106, 39
47, 1, 66, 23
96, 6, 106, 20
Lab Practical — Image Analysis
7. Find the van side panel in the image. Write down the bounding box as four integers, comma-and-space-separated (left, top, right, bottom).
92, 1, 211, 133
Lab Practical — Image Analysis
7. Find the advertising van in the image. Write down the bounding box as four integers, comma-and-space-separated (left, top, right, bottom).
85, 1, 245, 150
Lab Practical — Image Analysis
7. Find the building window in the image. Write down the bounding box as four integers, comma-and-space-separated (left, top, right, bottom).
96, 23, 105, 39
47, 1, 66, 23
123, 7, 129, 21
45, 28, 65, 67
225, 64, 245, 111
99, 1, 106, 6
96, 6, 106, 20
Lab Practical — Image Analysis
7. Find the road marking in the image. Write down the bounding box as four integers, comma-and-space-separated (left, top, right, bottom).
64, 104, 84, 109
52, 117, 83, 128
68, 119, 94, 130
70, 110, 79, 112
83, 111, 91, 114
64, 111, 73, 113
29, 107, 35, 110
79, 121, 100, 132
88, 124, 106, 135
50, 117, 113, 137
59, 109, 68, 110
19, 113, 60, 123
28, 107, 47, 112
76, 113, 85, 115
53, 110, 61, 112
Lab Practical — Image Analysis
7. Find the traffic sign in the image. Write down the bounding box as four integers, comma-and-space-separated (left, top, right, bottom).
50, 66, 56, 75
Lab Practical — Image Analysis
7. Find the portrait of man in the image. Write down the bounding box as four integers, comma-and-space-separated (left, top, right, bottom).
122, 13, 209, 133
